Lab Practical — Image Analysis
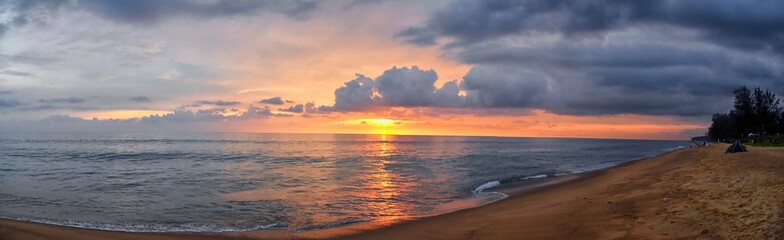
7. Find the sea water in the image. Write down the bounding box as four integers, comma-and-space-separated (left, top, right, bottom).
0, 132, 686, 232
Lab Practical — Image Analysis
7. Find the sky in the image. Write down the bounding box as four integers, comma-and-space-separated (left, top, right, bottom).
0, 0, 782, 140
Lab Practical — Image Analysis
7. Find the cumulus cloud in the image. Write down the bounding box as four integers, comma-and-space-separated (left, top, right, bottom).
330, 74, 376, 111
375, 66, 440, 106
323, 66, 465, 111
319, 65, 554, 112
259, 97, 285, 105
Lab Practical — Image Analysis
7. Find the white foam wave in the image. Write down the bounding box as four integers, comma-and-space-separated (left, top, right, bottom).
0, 216, 284, 233
523, 174, 547, 180
472, 180, 500, 195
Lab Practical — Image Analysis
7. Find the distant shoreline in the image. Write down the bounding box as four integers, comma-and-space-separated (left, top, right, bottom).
2, 144, 782, 239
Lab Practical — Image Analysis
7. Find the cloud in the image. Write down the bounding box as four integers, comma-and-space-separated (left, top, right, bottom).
343, 0, 390, 10
320, 65, 551, 112
259, 97, 285, 105
1, 0, 318, 30
0, 69, 35, 77
324, 66, 465, 112
130, 96, 151, 102
195, 100, 241, 106
0, 0, 67, 38
279, 104, 304, 113
276, 102, 319, 114
397, 0, 784, 53
375, 66, 439, 106
329, 74, 376, 111
460, 65, 549, 108
0, 98, 22, 108
383, 0, 784, 117
39, 97, 86, 104
0, 90, 12, 94
318, 59, 775, 117
139, 105, 292, 124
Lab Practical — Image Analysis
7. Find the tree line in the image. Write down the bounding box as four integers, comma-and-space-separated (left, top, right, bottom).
708, 86, 783, 141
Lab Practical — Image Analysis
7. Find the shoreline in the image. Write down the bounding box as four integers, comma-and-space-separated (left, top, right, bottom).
0, 144, 687, 235
2, 144, 782, 239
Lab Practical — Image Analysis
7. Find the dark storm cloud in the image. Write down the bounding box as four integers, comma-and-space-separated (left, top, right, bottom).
195, 100, 241, 106
460, 66, 548, 108
385, 0, 784, 117
458, 44, 728, 69
39, 97, 86, 104
259, 97, 285, 105
130, 96, 151, 102
454, 42, 782, 115
398, 0, 784, 52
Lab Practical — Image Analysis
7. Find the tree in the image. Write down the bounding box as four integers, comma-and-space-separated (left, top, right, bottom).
708, 113, 735, 141
751, 87, 780, 134
708, 86, 783, 141
731, 86, 753, 135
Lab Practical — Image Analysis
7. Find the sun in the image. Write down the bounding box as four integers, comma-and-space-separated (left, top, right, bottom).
337, 118, 410, 135
332, 118, 418, 135
364, 118, 399, 127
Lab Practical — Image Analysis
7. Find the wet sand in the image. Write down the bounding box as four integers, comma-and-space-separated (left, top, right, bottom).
2, 144, 782, 239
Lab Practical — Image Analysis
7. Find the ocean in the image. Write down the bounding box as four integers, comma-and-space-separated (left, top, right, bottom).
0, 132, 687, 232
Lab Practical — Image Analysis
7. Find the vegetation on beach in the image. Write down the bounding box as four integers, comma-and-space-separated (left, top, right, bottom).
708, 86, 783, 143
747, 135, 784, 147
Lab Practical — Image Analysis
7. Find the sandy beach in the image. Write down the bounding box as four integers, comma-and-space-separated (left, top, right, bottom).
2, 144, 782, 240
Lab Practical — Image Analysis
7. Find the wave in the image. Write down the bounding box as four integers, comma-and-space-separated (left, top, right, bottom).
0, 216, 285, 233
290, 219, 367, 233
471, 144, 689, 198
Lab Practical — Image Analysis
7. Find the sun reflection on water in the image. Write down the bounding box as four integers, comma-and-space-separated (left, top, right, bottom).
356, 134, 417, 225
222, 134, 423, 228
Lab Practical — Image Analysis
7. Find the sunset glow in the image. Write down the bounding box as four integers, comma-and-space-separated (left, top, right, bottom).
2, 1, 782, 238
80, 110, 173, 120
2, 0, 779, 140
